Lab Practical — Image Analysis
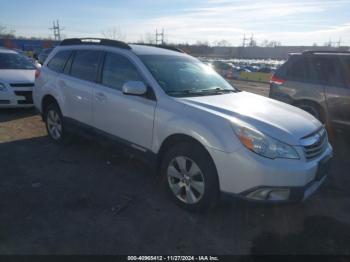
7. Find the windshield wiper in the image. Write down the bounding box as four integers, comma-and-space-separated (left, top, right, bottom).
200, 88, 237, 93
166, 89, 203, 96
166, 88, 237, 97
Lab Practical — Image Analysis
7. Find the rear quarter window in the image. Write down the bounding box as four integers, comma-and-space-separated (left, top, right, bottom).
285, 56, 312, 82
47, 50, 72, 73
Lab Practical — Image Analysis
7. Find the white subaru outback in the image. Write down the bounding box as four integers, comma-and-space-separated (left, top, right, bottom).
34, 38, 333, 211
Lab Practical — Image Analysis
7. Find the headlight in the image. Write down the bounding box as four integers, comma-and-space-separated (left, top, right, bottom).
0, 83, 7, 92
232, 123, 299, 159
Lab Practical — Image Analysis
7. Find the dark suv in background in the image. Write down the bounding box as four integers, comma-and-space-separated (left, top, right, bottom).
270, 51, 350, 132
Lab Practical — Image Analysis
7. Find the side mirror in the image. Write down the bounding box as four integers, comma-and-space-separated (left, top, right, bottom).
122, 81, 147, 96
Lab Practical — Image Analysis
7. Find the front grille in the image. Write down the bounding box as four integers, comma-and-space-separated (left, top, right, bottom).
301, 128, 328, 160
10, 83, 34, 88
0, 100, 10, 104
14, 91, 33, 104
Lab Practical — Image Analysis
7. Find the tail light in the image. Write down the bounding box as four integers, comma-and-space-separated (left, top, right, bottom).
35, 69, 41, 79
270, 75, 286, 85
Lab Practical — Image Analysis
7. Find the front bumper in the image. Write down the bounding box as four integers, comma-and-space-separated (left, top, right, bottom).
0, 86, 34, 108
207, 142, 333, 203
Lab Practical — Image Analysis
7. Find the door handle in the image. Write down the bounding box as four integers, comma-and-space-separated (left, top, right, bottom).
96, 92, 107, 101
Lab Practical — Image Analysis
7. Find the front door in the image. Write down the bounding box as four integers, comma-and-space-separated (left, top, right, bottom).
92, 52, 156, 150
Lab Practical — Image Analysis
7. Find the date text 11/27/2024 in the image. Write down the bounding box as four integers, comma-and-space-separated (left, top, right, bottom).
127, 256, 220, 261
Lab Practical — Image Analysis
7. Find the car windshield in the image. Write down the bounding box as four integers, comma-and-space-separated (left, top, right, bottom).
140, 55, 237, 97
0, 53, 35, 70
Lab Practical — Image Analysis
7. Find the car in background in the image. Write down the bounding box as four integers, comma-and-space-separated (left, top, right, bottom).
211, 61, 234, 79
258, 67, 274, 74
33, 48, 42, 60
38, 48, 53, 64
0, 48, 36, 108
270, 51, 350, 132
12, 49, 41, 69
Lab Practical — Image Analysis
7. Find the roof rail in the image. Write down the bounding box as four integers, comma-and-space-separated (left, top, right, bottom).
302, 50, 350, 55
134, 43, 185, 53
60, 38, 131, 50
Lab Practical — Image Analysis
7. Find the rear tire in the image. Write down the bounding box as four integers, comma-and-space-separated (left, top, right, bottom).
160, 142, 220, 212
44, 103, 72, 145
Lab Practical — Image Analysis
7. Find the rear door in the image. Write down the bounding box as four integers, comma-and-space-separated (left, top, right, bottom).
92, 52, 156, 149
310, 56, 350, 130
59, 50, 102, 126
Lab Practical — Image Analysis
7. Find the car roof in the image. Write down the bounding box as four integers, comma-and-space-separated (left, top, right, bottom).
58, 38, 187, 57
0, 48, 18, 54
289, 51, 350, 57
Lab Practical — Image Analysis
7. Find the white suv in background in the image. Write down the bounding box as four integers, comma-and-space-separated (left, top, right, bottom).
34, 38, 333, 211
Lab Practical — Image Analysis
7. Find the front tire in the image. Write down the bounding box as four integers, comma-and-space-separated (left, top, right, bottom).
44, 103, 71, 144
161, 142, 219, 212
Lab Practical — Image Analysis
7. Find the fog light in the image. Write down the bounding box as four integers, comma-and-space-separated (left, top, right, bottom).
268, 189, 290, 201
246, 188, 290, 201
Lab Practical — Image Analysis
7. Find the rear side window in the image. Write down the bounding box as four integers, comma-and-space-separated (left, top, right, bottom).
70, 50, 101, 82
286, 57, 311, 81
310, 57, 345, 87
101, 53, 142, 91
47, 50, 72, 73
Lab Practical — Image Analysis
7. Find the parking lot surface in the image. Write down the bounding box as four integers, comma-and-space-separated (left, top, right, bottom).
0, 80, 349, 255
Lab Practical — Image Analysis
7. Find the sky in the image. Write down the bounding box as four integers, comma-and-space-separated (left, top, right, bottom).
0, 0, 350, 46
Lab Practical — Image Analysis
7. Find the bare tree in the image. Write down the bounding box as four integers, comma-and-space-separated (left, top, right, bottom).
101, 27, 126, 41
195, 40, 209, 46
137, 32, 156, 44
0, 24, 15, 38
216, 39, 231, 47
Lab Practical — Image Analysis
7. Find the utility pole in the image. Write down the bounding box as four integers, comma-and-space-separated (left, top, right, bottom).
242, 34, 248, 47
336, 38, 341, 47
155, 28, 165, 45
249, 34, 255, 47
49, 20, 64, 41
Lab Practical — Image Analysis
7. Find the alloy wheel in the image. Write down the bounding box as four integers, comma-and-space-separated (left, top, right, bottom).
167, 156, 205, 204
47, 110, 62, 140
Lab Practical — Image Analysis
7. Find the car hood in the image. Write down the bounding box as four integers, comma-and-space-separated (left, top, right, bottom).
179, 91, 322, 145
0, 69, 35, 84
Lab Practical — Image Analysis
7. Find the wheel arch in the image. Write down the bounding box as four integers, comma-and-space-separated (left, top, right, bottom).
156, 133, 217, 176
292, 99, 327, 123
41, 95, 60, 117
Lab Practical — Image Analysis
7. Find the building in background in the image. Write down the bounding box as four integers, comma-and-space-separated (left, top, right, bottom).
0, 38, 60, 53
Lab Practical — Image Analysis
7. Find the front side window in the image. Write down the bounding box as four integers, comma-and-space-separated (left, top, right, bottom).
70, 50, 101, 82
47, 50, 72, 73
102, 53, 142, 91
140, 55, 236, 97
0, 53, 35, 70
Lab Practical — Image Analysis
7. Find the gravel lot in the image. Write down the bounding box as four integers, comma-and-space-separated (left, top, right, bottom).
0, 80, 349, 255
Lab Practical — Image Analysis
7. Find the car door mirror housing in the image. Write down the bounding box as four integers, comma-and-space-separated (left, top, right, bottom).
122, 81, 147, 96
